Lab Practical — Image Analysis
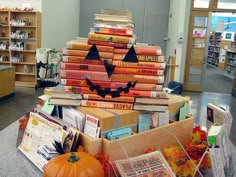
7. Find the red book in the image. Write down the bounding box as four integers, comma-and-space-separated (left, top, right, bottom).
60, 62, 106, 72
113, 54, 165, 62
83, 93, 135, 103
111, 74, 165, 84
94, 26, 133, 37
81, 100, 133, 110
113, 66, 164, 76
66, 40, 114, 53
60, 70, 111, 81
112, 60, 166, 69
63, 48, 113, 59
110, 82, 163, 91
64, 86, 93, 94
88, 40, 132, 48
113, 46, 162, 55
62, 56, 112, 64
60, 78, 111, 87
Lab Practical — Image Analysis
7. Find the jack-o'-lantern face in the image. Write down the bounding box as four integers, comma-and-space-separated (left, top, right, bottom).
85, 44, 138, 98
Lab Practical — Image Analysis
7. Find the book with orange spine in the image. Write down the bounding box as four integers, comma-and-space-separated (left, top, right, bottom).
113, 66, 164, 76
110, 82, 163, 91
113, 53, 165, 62
111, 74, 165, 84
81, 100, 133, 110
88, 32, 136, 44
66, 40, 114, 53
60, 62, 106, 72
63, 48, 113, 59
83, 93, 135, 103
60, 78, 111, 87
63, 56, 112, 64
64, 86, 94, 94
113, 46, 162, 55
88, 40, 132, 48
93, 26, 133, 37
112, 60, 166, 69
60, 70, 111, 81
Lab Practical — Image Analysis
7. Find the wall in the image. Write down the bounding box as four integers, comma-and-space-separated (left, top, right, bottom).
41, 0, 80, 50
166, 0, 191, 83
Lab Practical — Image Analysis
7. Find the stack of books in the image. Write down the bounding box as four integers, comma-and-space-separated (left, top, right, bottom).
59, 9, 168, 111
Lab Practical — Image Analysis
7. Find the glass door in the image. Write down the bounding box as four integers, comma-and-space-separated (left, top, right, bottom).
184, 11, 209, 91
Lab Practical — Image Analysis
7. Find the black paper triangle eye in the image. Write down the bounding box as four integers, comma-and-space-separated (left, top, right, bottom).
85, 44, 100, 60
122, 45, 138, 63
104, 60, 116, 78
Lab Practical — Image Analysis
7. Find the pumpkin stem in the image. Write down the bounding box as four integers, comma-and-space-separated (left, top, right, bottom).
68, 152, 80, 163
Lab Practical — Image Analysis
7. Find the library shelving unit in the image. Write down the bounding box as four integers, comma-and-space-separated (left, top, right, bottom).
218, 40, 232, 71
207, 32, 222, 68
224, 50, 236, 79
0, 10, 41, 88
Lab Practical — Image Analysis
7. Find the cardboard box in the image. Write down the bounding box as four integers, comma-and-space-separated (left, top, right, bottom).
103, 116, 194, 161
168, 94, 190, 120
76, 107, 144, 133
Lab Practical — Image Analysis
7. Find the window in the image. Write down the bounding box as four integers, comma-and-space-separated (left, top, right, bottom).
193, 0, 210, 8
217, 0, 236, 9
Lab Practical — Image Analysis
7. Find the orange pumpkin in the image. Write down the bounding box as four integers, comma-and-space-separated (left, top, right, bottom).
43, 152, 104, 177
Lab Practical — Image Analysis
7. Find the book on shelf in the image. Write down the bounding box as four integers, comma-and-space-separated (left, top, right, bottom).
60, 70, 111, 81
113, 53, 165, 62
62, 48, 114, 59
88, 40, 133, 48
84, 114, 100, 139
95, 20, 135, 28
62, 56, 112, 64
112, 150, 175, 177
60, 62, 106, 72
110, 82, 163, 91
135, 97, 169, 105
95, 13, 133, 23
112, 60, 166, 69
88, 32, 136, 44
60, 78, 111, 88
66, 40, 114, 53
133, 103, 168, 112
93, 25, 133, 37
111, 74, 165, 84
81, 100, 133, 110
113, 66, 165, 76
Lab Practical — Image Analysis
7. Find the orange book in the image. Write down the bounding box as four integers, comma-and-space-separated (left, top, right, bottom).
88, 32, 136, 44
60, 70, 111, 81
83, 93, 135, 103
110, 82, 163, 91
113, 67, 164, 76
81, 100, 133, 110
113, 46, 162, 55
60, 78, 111, 87
63, 48, 113, 59
88, 40, 132, 48
111, 74, 165, 84
60, 62, 106, 72
112, 60, 166, 69
113, 54, 165, 62
62, 56, 112, 64
120, 90, 168, 98
64, 86, 94, 94
94, 26, 133, 37
66, 40, 114, 53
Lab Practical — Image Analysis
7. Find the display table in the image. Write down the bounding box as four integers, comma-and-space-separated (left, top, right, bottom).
0, 66, 15, 101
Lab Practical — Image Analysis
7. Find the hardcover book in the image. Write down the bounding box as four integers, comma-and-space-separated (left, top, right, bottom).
62, 56, 112, 64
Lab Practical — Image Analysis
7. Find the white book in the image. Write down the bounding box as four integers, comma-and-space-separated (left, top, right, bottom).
84, 114, 100, 139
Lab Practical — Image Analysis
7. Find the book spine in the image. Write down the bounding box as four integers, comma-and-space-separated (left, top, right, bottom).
60, 70, 111, 81
114, 47, 162, 55
60, 78, 111, 87
63, 48, 113, 59
113, 54, 166, 62
66, 42, 114, 53
94, 26, 133, 37
60, 62, 106, 72
83, 94, 135, 103
120, 90, 167, 98
111, 74, 165, 84
81, 100, 133, 110
88, 40, 131, 48
110, 82, 163, 91
62, 56, 112, 64
88, 32, 136, 44
114, 67, 164, 76
112, 60, 166, 69
64, 86, 94, 94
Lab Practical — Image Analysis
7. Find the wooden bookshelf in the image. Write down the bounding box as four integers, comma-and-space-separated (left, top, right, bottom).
224, 50, 236, 79
0, 10, 41, 88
